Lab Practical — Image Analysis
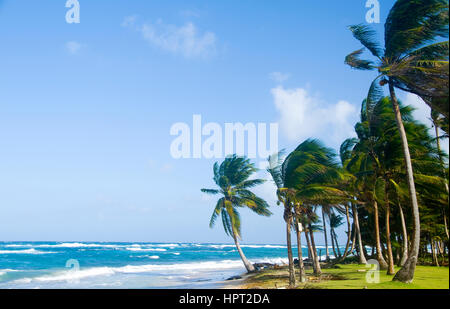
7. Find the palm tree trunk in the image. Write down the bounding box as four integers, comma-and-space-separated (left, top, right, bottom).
385, 203, 395, 275
352, 204, 367, 264
394, 235, 401, 265
285, 207, 296, 287
349, 221, 356, 255
232, 228, 255, 273
435, 124, 450, 240
340, 204, 352, 260
331, 228, 341, 257
308, 224, 322, 275
398, 203, 408, 267
330, 227, 338, 259
294, 216, 306, 283
305, 230, 316, 273
444, 213, 450, 241
374, 200, 389, 269
322, 209, 330, 261
431, 239, 439, 267
389, 83, 420, 283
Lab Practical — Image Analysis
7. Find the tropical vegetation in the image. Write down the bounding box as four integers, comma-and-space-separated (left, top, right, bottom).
201, 0, 449, 288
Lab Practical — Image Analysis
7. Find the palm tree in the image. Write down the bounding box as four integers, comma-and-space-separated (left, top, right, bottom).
282, 140, 348, 274
201, 155, 272, 273
267, 151, 301, 286
320, 205, 333, 261
267, 140, 348, 284
342, 98, 393, 270
345, 93, 448, 275
329, 212, 344, 258
306, 215, 323, 270
340, 139, 368, 264
352, 202, 368, 264
339, 203, 353, 261
345, 0, 449, 282
431, 110, 450, 239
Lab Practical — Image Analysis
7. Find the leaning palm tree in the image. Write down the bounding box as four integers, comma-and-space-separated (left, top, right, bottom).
267, 151, 302, 286
344, 0, 448, 282
201, 155, 272, 273
281, 139, 348, 275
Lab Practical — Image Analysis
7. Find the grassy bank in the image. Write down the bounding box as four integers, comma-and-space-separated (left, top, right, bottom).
237, 264, 449, 289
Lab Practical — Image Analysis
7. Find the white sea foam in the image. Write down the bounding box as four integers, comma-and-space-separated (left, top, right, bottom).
115, 259, 245, 273
199, 244, 286, 249
251, 257, 289, 265
4, 242, 123, 249
126, 247, 167, 252
0, 269, 18, 276
4, 244, 33, 248
243, 245, 286, 249
8, 256, 289, 285
135, 255, 160, 259
0, 249, 56, 255
152, 244, 179, 248
30, 267, 116, 282
38, 243, 121, 249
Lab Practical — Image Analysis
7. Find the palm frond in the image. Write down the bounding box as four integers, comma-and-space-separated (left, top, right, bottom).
345, 48, 376, 70
348, 24, 383, 58
385, 0, 449, 57
201, 188, 220, 195
209, 198, 224, 228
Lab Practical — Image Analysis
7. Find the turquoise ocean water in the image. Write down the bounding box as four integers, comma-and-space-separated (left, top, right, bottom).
0, 241, 332, 289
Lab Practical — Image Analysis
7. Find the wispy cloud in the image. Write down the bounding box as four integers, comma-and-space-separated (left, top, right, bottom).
65, 41, 83, 55
122, 16, 217, 59
269, 72, 290, 83
272, 86, 357, 147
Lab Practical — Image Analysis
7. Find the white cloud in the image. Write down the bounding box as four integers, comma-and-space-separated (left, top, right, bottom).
123, 17, 216, 58
65, 41, 82, 55
269, 72, 290, 83
271, 86, 357, 147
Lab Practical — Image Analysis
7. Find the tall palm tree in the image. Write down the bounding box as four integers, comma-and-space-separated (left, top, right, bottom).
201, 155, 272, 273
431, 110, 449, 239
340, 139, 368, 264
345, 0, 449, 282
345, 94, 448, 274
267, 151, 301, 286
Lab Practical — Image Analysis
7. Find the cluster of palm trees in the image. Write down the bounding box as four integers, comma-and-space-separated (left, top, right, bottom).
201, 0, 448, 287
344, 0, 448, 283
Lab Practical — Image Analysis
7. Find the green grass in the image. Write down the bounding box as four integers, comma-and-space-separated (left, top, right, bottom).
242, 264, 449, 289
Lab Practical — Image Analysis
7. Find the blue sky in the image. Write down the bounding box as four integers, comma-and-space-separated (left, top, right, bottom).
0, 0, 444, 244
